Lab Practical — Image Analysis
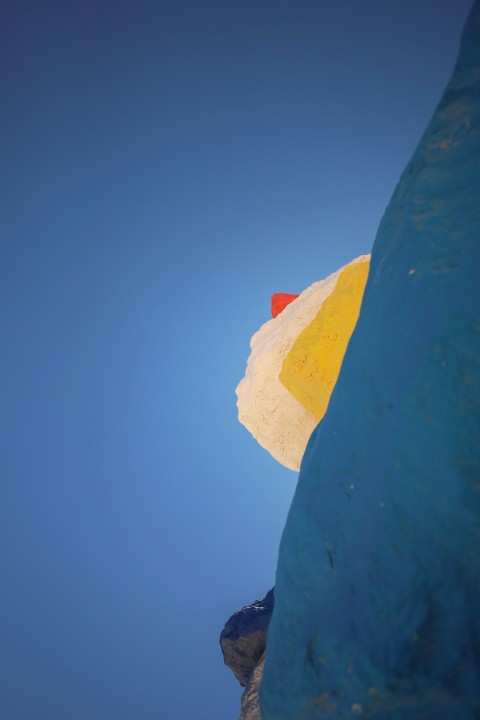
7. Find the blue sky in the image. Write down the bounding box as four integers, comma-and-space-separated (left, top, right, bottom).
1, 1, 473, 718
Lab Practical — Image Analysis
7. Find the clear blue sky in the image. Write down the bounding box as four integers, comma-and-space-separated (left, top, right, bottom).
0, 1, 473, 718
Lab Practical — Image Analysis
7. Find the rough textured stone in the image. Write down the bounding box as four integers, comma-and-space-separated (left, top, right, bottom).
220, 589, 273, 687
239, 652, 265, 720
236, 255, 370, 471
261, 3, 480, 718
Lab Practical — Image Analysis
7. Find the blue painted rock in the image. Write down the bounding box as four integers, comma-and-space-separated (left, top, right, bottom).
261, 3, 480, 718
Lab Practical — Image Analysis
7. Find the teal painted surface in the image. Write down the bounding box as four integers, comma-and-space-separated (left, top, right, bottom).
261, 2, 480, 718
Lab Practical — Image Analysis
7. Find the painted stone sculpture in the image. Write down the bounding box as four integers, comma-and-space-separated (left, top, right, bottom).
236, 256, 370, 471
261, 2, 480, 718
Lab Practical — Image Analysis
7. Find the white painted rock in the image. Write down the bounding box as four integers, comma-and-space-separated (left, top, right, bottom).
235, 255, 370, 471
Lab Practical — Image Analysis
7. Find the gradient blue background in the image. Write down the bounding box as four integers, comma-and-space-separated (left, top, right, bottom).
1, 1, 473, 718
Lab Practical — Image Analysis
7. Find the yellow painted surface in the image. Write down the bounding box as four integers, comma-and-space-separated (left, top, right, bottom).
279, 259, 370, 420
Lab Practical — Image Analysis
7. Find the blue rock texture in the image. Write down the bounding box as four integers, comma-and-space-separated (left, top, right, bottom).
261, 3, 480, 719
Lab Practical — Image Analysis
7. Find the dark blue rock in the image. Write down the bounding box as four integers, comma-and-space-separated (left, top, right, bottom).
220, 588, 274, 687
261, 2, 480, 718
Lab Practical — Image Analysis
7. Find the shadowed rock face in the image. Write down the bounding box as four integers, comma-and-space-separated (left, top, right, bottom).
220, 589, 273, 688
239, 652, 266, 720
261, 3, 480, 719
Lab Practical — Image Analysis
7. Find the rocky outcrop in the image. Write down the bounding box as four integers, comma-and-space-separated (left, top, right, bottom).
238, 652, 265, 720
261, 3, 480, 718
220, 589, 273, 687
220, 589, 273, 719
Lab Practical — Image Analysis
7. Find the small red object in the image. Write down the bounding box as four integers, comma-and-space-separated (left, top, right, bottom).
271, 293, 300, 318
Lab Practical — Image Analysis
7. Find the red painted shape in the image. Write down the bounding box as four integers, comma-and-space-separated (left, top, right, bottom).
271, 293, 300, 318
